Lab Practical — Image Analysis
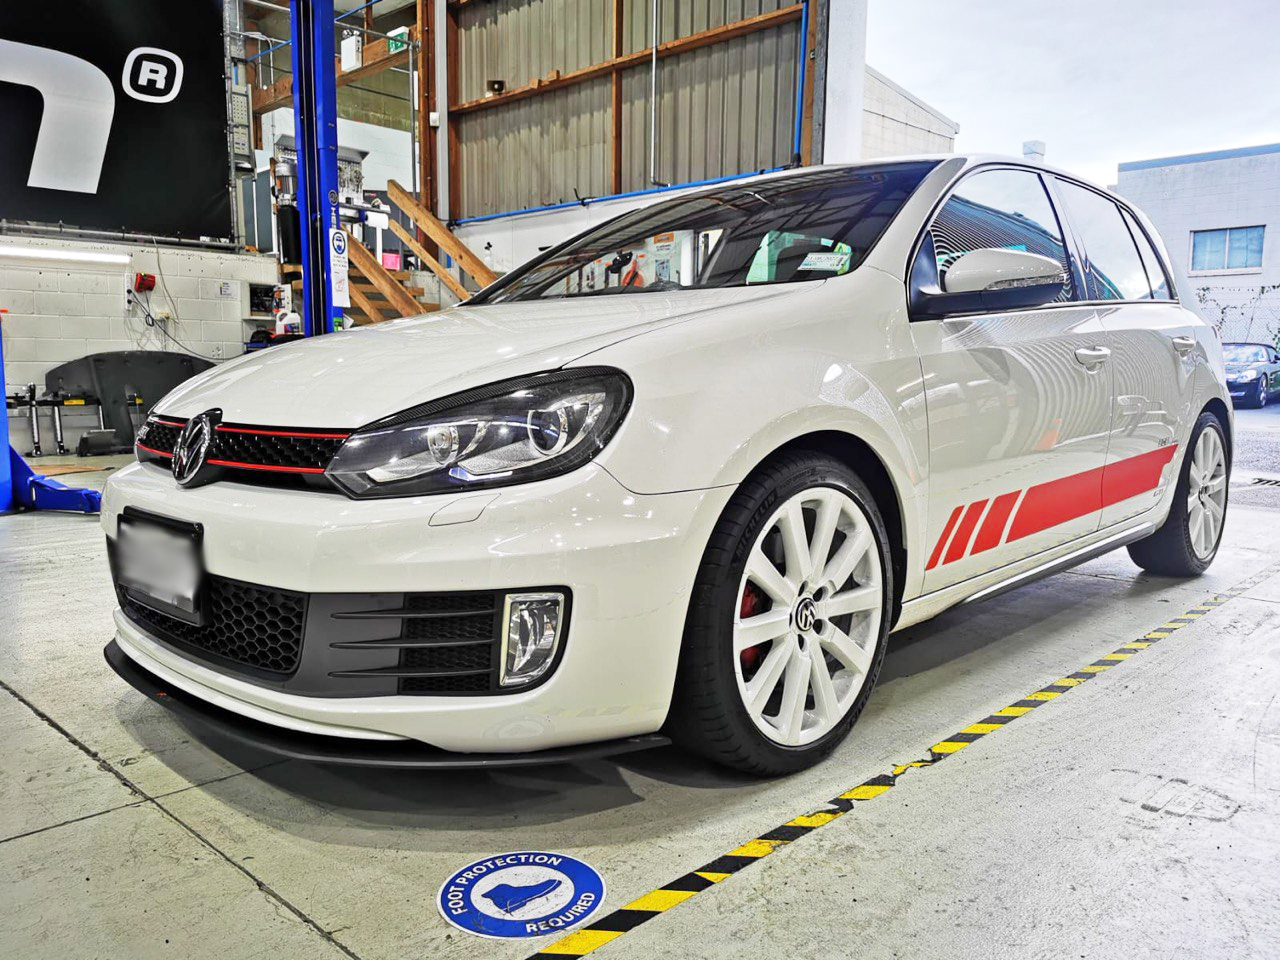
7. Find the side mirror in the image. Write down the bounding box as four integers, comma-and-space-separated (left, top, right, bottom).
911, 247, 1067, 319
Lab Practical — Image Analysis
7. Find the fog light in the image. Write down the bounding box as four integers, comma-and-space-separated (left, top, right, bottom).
500, 592, 565, 687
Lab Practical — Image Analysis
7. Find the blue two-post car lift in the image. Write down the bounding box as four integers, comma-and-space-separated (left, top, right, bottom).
2, 0, 341, 514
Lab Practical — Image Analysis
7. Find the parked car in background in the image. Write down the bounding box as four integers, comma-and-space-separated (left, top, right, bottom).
1223, 342, 1280, 408
103, 155, 1232, 775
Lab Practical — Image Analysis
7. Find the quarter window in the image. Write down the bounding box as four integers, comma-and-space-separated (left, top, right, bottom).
927, 168, 1074, 300
1055, 181, 1151, 301
1120, 208, 1173, 300
1191, 226, 1264, 271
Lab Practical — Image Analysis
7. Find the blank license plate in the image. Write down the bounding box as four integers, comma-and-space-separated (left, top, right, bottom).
117, 514, 203, 622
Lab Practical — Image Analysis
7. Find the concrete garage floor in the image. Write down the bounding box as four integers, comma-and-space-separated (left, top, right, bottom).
3, 410, 1279, 960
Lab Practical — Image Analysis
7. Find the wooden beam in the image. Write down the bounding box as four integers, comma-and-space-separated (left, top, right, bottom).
610, 0, 624, 195
451, 5, 803, 116
251, 29, 415, 114
416, 0, 439, 255
345, 233, 425, 317
387, 179, 498, 288
347, 283, 394, 325
389, 220, 470, 301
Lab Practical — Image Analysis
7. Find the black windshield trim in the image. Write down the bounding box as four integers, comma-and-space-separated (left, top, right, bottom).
468, 161, 941, 306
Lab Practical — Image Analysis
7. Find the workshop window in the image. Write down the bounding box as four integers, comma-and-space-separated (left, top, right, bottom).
1191, 226, 1265, 271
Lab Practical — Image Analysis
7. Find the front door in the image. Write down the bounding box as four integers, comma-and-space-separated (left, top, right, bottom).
911, 167, 1115, 594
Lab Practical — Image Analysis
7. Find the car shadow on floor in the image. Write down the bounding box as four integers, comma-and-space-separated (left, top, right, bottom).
113, 562, 1170, 839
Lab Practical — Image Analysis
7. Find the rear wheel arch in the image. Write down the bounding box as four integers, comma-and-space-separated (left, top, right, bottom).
1202, 397, 1232, 465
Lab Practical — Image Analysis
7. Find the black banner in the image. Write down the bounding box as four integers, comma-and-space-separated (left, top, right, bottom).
0, 1, 232, 239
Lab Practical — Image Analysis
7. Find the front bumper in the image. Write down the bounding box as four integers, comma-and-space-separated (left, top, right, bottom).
105, 640, 669, 767
103, 460, 734, 753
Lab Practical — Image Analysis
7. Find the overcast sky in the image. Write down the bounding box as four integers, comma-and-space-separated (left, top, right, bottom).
866, 0, 1280, 185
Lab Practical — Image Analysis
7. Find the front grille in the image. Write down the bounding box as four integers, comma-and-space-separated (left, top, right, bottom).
117, 575, 306, 676
135, 416, 348, 476
210, 427, 347, 472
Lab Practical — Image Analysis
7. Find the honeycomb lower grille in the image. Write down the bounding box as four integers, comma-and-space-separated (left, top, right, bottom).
117, 575, 306, 676
396, 593, 501, 694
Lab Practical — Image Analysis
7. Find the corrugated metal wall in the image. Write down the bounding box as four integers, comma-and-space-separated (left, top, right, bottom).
455, 0, 802, 217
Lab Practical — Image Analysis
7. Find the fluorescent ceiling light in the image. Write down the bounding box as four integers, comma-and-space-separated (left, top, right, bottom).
0, 245, 130, 266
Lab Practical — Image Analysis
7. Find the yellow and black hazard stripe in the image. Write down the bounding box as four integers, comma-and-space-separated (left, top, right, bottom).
526, 561, 1280, 959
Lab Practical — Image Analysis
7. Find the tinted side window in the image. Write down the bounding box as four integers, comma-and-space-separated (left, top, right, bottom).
1055, 181, 1151, 301
929, 168, 1074, 300
1120, 209, 1173, 300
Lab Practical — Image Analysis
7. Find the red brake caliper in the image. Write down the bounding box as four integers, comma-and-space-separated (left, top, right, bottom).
739, 584, 765, 672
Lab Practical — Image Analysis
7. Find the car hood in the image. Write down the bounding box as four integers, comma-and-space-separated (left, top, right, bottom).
157, 286, 798, 427
1225, 362, 1264, 375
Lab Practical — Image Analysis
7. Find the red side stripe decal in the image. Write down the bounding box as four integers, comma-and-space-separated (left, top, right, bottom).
925, 506, 963, 571
931, 444, 1181, 566
1006, 465, 1105, 543
943, 500, 988, 565
1100, 445, 1178, 507
971, 491, 1020, 555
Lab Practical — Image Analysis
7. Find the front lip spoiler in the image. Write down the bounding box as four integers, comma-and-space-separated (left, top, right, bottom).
105, 640, 670, 769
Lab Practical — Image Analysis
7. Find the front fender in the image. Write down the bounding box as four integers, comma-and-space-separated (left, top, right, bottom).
579, 270, 931, 600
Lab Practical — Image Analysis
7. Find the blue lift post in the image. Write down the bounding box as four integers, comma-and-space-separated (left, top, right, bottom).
0, 317, 12, 511
289, 0, 343, 338
1, 317, 100, 514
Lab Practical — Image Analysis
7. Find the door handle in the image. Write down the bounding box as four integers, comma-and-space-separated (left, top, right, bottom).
1074, 345, 1111, 367
1171, 335, 1196, 355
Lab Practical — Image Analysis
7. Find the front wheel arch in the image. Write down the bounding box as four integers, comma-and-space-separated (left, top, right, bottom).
753, 431, 907, 629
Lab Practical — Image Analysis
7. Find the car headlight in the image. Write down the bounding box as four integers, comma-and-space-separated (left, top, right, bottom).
326, 368, 632, 498
1238, 368, 1260, 381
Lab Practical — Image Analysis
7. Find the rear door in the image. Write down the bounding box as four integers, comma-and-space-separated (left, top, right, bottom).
911, 166, 1115, 593
1052, 179, 1192, 529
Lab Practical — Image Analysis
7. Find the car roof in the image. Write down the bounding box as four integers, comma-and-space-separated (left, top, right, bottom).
1224, 341, 1272, 347
723, 153, 1116, 198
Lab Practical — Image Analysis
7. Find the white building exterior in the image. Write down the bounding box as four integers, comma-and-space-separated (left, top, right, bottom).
1114, 143, 1280, 345
861, 67, 960, 160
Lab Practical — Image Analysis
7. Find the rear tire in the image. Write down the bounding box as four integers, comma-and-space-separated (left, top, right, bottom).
667, 452, 893, 776
1127, 412, 1229, 577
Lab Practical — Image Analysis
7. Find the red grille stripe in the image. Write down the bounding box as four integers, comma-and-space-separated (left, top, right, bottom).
153, 419, 186, 427
971, 491, 1020, 555
1101, 445, 1178, 507
206, 459, 327, 475
136, 444, 173, 459
943, 500, 988, 565
215, 425, 350, 440
925, 506, 963, 571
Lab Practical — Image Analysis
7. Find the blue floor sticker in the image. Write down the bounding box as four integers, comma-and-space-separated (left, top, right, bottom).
437, 851, 606, 940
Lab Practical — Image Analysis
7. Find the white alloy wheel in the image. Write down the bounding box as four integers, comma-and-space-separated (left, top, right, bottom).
733, 486, 883, 746
1187, 427, 1227, 559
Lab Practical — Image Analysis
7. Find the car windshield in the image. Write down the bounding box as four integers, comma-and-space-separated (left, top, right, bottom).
1224, 344, 1267, 363
472, 161, 939, 304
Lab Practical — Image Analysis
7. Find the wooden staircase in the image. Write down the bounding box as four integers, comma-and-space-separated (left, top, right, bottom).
343, 234, 439, 326
285, 184, 499, 328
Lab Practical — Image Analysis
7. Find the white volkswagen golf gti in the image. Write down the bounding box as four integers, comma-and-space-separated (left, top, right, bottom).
104, 156, 1232, 774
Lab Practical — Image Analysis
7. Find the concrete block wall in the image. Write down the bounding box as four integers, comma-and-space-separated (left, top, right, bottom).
861, 67, 960, 160
1, 236, 278, 453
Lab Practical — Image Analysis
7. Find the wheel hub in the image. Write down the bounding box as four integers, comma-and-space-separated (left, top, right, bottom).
794, 596, 818, 633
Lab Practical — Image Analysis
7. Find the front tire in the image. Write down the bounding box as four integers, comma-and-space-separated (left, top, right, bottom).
668, 452, 893, 775
1127, 412, 1229, 576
